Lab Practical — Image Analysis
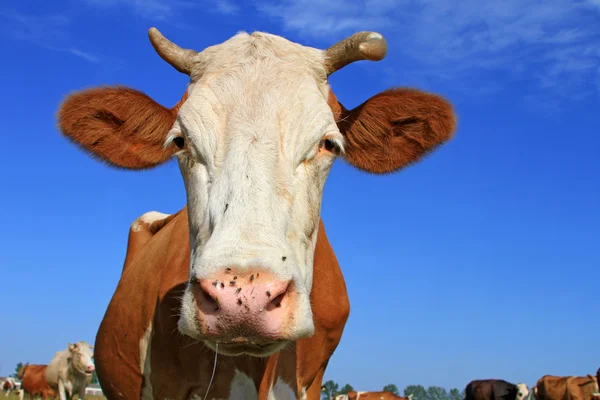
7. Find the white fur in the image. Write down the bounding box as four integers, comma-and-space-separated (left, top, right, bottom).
139, 323, 154, 400
131, 211, 171, 232
174, 31, 344, 349
228, 369, 258, 400
267, 377, 297, 400
515, 383, 529, 400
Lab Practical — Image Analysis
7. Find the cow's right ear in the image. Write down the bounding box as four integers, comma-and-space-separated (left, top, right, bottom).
57, 86, 187, 170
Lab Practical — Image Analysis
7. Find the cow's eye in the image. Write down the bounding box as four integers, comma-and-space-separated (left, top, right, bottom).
319, 138, 340, 156
173, 136, 185, 149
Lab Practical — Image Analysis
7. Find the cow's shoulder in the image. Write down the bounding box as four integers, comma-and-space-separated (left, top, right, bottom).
122, 209, 183, 273
102, 206, 189, 326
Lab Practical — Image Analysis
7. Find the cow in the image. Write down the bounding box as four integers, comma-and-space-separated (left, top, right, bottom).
18, 364, 57, 400
537, 374, 599, 400
465, 379, 529, 400
335, 390, 411, 399
57, 27, 456, 399
0, 377, 17, 397
46, 341, 95, 400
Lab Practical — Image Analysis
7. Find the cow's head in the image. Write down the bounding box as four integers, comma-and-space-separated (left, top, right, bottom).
515, 383, 529, 400
67, 341, 95, 376
58, 28, 456, 356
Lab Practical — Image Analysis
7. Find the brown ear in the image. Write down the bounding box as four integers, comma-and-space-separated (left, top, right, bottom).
57, 86, 186, 170
333, 87, 457, 174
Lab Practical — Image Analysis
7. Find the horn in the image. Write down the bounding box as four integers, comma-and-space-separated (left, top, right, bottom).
148, 27, 198, 75
324, 31, 388, 75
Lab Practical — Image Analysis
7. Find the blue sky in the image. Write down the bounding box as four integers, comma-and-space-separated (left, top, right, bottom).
1, 0, 599, 392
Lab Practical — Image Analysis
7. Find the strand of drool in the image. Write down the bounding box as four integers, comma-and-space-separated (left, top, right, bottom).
203, 342, 219, 400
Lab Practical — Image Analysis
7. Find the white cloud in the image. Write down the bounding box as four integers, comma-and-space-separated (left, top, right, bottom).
61, 47, 100, 63
254, 0, 600, 101
257, 0, 392, 38
80, 0, 177, 20
215, 0, 240, 15
0, 10, 100, 63
80, 0, 239, 21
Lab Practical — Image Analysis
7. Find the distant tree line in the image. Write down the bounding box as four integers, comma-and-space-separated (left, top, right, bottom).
12, 362, 23, 378
321, 381, 465, 400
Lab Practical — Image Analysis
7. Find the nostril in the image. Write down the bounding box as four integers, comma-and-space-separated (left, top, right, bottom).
195, 281, 220, 312
269, 292, 285, 309
265, 282, 290, 311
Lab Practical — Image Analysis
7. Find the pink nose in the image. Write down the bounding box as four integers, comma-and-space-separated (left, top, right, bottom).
87, 365, 95, 373
192, 269, 293, 340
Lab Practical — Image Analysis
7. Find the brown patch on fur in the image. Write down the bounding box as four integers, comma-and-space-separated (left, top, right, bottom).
331, 87, 457, 174
57, 86, 188, 170
327, 89, 343, 120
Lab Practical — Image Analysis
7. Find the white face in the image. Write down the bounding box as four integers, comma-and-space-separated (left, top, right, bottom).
174, 32, 343, 352
516, 384, 529, 400
69, 342, 95, 375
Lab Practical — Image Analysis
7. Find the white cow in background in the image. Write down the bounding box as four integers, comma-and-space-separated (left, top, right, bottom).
0, 377, 18, 397
46, 341, 95, 400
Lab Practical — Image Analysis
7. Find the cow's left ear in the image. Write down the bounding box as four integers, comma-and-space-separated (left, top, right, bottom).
332, 87, 457, 174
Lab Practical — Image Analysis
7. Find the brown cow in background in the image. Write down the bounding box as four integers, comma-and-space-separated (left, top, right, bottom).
537, 374, 599, 400
18, 364, 57, 400
345, 390, 410, 399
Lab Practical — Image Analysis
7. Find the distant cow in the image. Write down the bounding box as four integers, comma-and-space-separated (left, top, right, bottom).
465, 379, 529, 400
337, 391, 411, 399
46, 341, 95, 400
1, 377, 17, 396
334, 392, 411, 400
18, 364, 57, 400
537, 374, 599, 400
